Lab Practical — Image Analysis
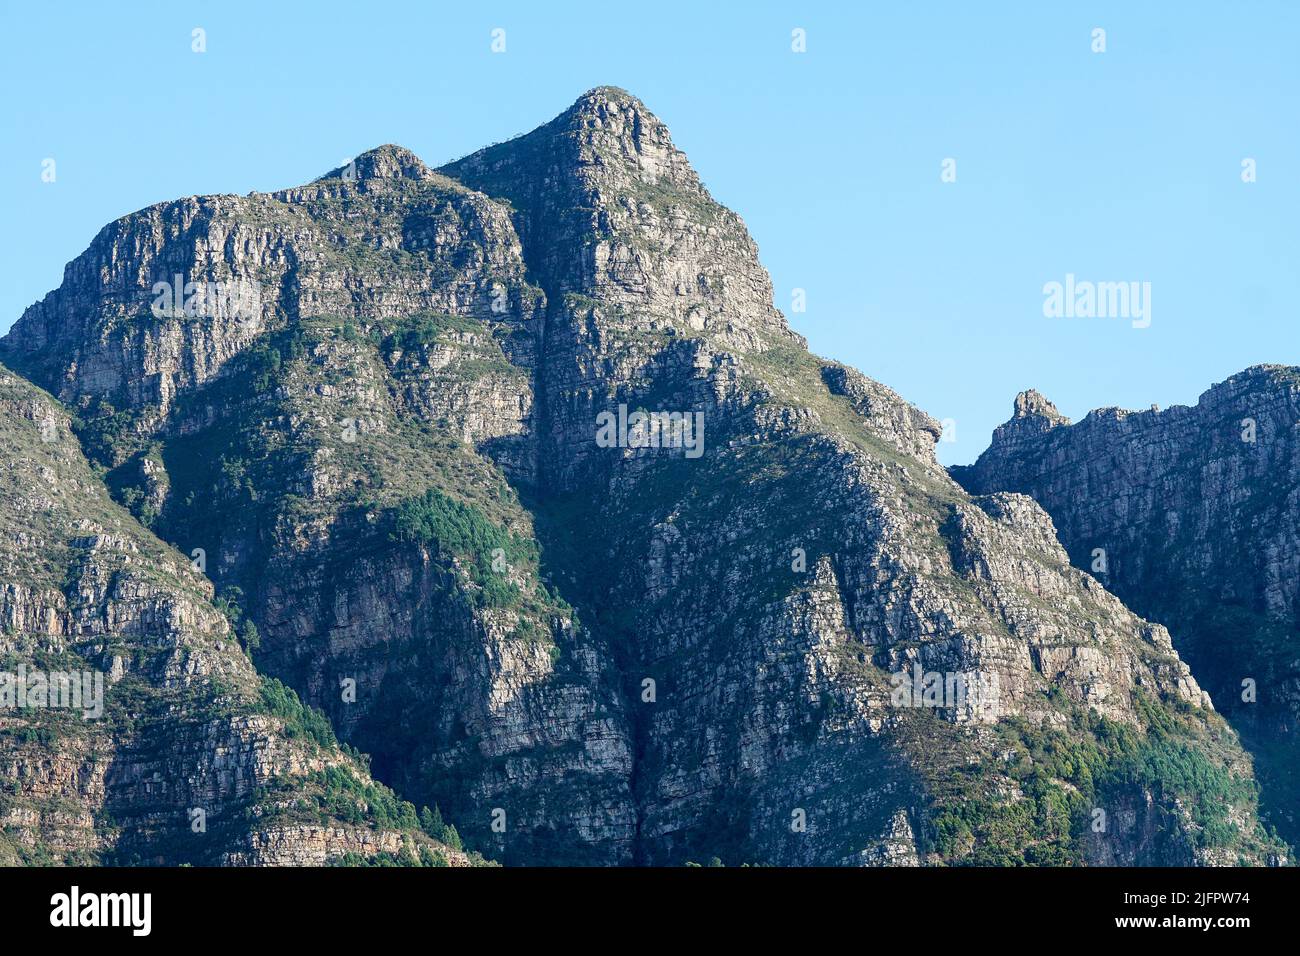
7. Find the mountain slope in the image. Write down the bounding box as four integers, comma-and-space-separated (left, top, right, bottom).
0, 88, 1286, 866
953, 366, 1300, 847
0, 366, 471, 865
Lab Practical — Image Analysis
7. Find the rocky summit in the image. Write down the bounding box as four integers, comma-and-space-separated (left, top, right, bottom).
0, 87, 1289, 866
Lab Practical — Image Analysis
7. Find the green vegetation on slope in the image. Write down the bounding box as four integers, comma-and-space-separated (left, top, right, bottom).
920, 694, 1279, 866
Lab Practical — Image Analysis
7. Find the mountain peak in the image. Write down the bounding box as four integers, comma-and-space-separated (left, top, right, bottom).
569, 85, 644, 111
556, 87, 687, 175
561, 86, 659, 126
442, 86, 698, 195
1013, 389, 1068, 424
438, 88, 792, 345
319, 144, 433, 183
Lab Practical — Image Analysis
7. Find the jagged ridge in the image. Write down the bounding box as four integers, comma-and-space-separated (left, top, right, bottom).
953, 364, 1300, 848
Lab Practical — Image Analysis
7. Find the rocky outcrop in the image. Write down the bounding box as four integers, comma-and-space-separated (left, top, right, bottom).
953, 365, 1300, 848
0, 88, 1286, 866
0, 146, 541, 442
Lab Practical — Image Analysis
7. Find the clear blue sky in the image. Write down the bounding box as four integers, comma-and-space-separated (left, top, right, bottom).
2, 1, 1296, 464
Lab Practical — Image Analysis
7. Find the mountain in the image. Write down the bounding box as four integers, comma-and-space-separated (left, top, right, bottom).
953, 366, 1300, 848
0, 87, 1287, 866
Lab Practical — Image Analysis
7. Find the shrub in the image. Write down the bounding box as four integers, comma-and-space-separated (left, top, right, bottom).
258, 676, 337, 749
389, 488, 535, 608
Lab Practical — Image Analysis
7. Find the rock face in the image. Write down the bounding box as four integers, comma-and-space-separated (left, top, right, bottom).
1, 87, 1288, 866
0, 369, 468, 865
953, 366, 1300, 848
